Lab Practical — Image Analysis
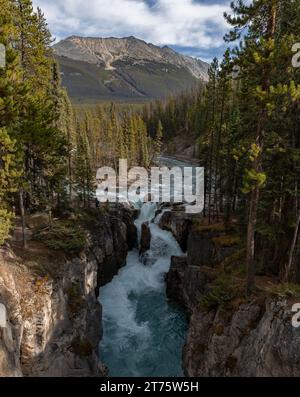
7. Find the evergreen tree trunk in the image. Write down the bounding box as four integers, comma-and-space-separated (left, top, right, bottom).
245, 0, 277, 294
214, 90, 225, 219
68, 152, 72, 201
19, 189, 27, 249
246, 182, 260, 294
285, 209, 300, 281
246, 123, 264, 294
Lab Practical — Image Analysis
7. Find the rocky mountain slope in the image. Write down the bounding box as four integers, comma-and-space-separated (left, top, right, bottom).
53, 36, 209, 102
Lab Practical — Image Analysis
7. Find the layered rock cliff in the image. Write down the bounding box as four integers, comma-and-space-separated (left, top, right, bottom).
184, 298, 300, 377
0, 207, 137, 377
165, 216, 300, 377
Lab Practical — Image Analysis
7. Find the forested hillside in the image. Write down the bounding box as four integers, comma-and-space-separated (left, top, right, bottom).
145, 0, 300, 291
0, 0, 158, 247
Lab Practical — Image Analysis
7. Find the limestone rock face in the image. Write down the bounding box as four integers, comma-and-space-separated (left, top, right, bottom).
166, 222, 300, 377
0, 206, 137, 377
166, 224, 237, 311
0, 243, 101, 377
0, 249, 23, 377
166, 256, 188, 306
166, 255, 208, 312
183, 300, 300, 377
87, 206, 137, 286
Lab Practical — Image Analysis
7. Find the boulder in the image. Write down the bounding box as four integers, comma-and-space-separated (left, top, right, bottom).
26, 213, 50, 230
140, 222, 151, 255
106, 204, 138, 250
159, 210, 192, 251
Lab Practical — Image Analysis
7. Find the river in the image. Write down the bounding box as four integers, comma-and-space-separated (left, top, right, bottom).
99, 157, 199, 377
99, 202, 187, 377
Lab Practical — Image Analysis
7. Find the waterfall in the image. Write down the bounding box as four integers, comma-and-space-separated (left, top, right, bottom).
99, 202, 187, 377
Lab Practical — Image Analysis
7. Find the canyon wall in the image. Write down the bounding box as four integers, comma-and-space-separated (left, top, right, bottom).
164, 211, 300, 377
0, 207, 136, 377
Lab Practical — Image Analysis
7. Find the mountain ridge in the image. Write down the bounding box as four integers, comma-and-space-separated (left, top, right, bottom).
53, 36, 209, 102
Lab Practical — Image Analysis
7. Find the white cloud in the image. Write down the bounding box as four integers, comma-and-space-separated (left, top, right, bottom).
32, 0, 230, 51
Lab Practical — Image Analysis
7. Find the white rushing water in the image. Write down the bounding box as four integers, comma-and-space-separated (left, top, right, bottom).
99, 202, 187, 377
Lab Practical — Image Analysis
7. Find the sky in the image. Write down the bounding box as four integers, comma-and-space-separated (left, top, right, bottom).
32, 0, 232, 63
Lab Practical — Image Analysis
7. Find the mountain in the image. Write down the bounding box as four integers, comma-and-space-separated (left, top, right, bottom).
53, 36, 209, 103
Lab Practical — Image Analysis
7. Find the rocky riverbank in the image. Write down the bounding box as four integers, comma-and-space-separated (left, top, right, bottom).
164, 210, 300, 377
0, 206, 137, 377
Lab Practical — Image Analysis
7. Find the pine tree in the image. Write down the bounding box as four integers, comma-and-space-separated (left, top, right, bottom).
153, 120, 163, 159
0, 0, 71, 246
225, 0, 278, 293
129, 115, 138, 165
57, 89, 76, 201
137, 117, 150, 168
0, 0, 24, 245
0, 128, 20, 244
74, 122, 93, 208
202, 58, 219, 222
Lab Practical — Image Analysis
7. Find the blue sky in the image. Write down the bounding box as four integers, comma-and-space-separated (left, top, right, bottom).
32, 0, 232, 63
